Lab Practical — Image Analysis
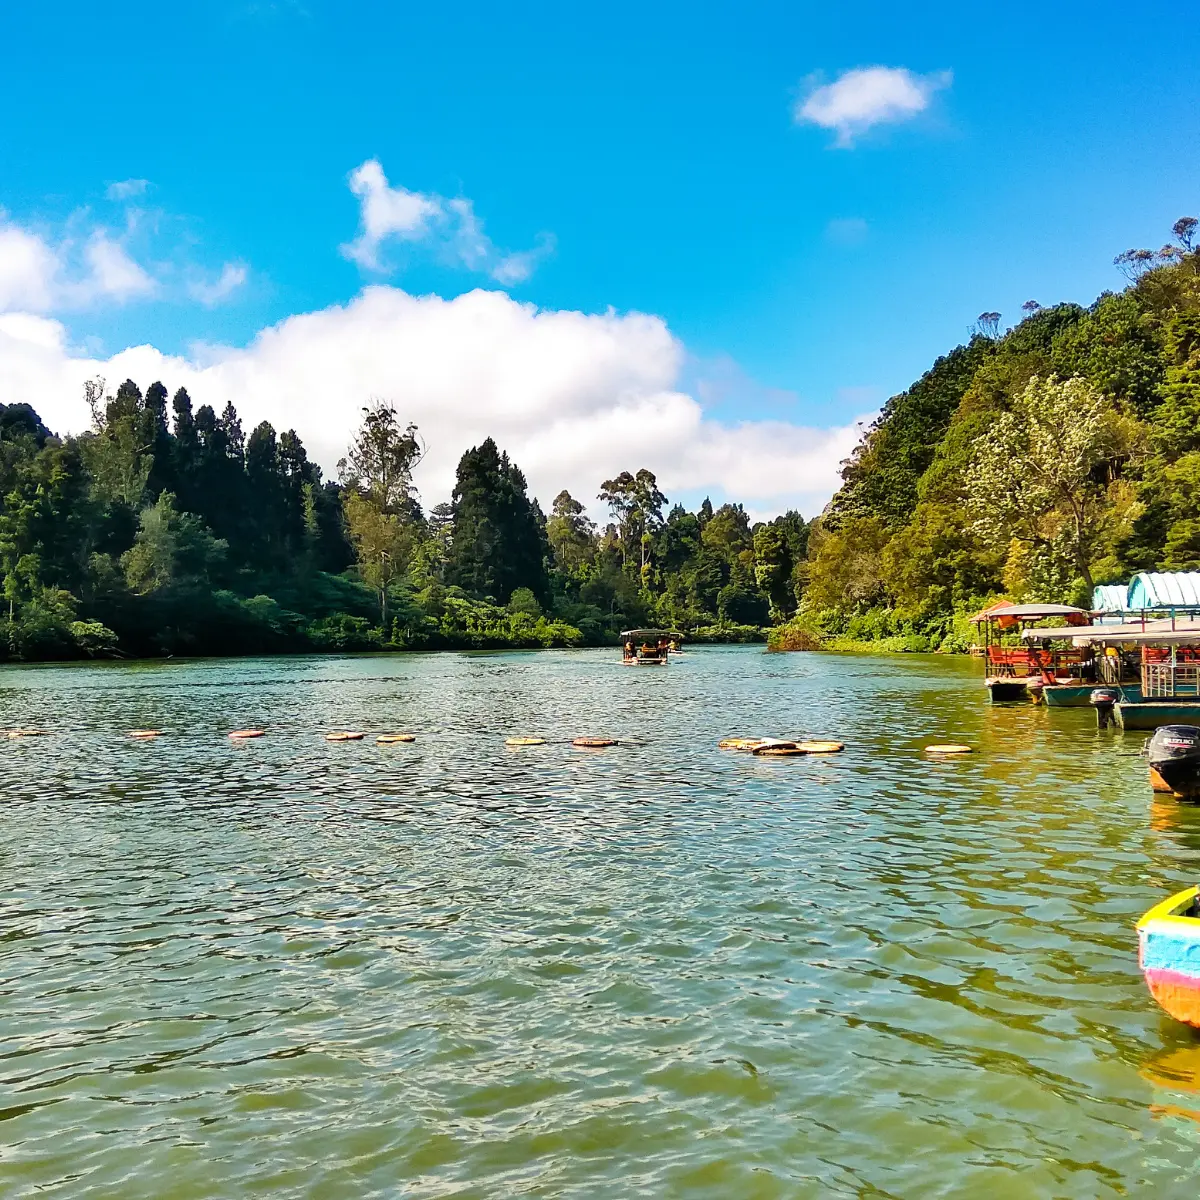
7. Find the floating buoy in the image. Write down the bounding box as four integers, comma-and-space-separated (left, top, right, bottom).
718, 737, 765, 751
377, 733, 416, 744
573, 737, 617, 748
128, 730, 161, 740
796, 740, 844, 754
506, 736, 546, 746
229, 729, 265, 740
925, 744, 972, 755
752, 739, 807, 757
325, 731, 365, 742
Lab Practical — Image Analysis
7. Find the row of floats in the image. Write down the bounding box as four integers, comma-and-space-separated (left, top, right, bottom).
977, 598, 1200, 1029
6, 727, 977, 759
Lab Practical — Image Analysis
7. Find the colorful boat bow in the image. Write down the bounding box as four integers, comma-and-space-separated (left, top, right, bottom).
1138, 885, 1200, 1027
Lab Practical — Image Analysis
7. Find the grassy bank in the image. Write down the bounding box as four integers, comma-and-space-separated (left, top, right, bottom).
767, 606, 983, 655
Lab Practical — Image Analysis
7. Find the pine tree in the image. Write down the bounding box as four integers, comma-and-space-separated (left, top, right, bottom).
446, 438, 549, 603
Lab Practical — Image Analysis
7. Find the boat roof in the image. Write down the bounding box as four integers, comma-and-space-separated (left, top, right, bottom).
620, 629, 682, 639
970, 602, 1088, 624
1023, 618, 1200, 644
1093, 572, 1200, 613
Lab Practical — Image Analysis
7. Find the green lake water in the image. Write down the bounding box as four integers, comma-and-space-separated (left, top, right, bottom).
3, 646, 1200, 1197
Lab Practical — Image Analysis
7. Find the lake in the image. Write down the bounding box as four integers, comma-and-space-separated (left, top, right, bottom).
2, 646, 1200, 1197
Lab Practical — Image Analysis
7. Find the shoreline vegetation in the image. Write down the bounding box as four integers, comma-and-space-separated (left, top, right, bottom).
0, 385, 791, 663
2, 216, 1196, 665
770, 215, 1200, 655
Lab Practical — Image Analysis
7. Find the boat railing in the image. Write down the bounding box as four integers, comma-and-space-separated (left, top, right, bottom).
987, 645, 1091, 678
1143, 662, 1200, 698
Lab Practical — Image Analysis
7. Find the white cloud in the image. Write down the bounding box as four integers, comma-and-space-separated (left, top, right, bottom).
106, 179, 149, 201
0, 217, 157, 311
341, 159, 553, 284
0, 221, 60, 311
78, 233, 157, 302
187, 262, 249, 307
796, 67, 951, 147
0, 286, 863, 520
0, 202, 246, 313
342, 160, 441, 267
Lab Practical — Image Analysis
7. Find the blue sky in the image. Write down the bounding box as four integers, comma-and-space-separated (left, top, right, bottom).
1, 0, 1198, 514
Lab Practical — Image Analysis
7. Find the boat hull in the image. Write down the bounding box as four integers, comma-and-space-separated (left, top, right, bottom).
1116, 701, 1200, 731
1139, 887, 1200, 1027
985, 677, 1040, 702
1044, 683, 1141, 708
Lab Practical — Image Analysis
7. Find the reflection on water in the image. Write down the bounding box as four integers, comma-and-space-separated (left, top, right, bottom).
2, 647, 1200, 1196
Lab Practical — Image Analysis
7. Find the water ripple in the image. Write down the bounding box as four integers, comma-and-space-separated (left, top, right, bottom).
1, 647, 1198, 1196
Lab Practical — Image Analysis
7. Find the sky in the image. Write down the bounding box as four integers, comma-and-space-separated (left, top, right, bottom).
1, 0, 1198, 520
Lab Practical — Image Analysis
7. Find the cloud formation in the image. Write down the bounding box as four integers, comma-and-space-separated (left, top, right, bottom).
0, 217, 156, 311
0, 286, 862, 519
106, 179, 149, 201
796, 67, 951, 147
187, 262, 249, 307
341, 159, 554, 284
0, 199, 246, 313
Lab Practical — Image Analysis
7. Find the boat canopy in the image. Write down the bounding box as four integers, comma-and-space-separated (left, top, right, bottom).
1092, 584, 1128, 614
1091, 572, 1200, 613
970, 602, 1088, 626
620, 629, 682, 640
1023, 619, 1200, 644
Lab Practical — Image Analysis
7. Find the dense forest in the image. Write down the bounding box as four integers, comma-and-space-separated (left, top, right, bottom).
776, 214, 1200, 651
2, 214, 1196, 662
0, 380, 809, 660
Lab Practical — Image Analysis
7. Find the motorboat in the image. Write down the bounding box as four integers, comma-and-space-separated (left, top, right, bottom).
1146, 725, 1200, 799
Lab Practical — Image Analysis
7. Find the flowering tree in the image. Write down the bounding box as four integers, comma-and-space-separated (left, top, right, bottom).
965, 375, 1132, 594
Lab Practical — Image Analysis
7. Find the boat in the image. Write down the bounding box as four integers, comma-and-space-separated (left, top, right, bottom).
1043, 681, 1143, 707
1023, 617, 1200, 720
620, 629, 681, 666
971, 602, 1091, 702
1146, 726, 1200, 799
1138, 885, 1200, 1026
1117, 638, 1200, 730
1115, 640, 1200, 729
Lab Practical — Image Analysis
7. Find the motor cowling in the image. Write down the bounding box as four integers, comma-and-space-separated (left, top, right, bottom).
1091, 687, 1119, 729
1148, 725, 1200, 762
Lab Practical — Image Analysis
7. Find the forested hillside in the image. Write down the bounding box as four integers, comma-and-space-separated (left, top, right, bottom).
781, 215, 1200, 651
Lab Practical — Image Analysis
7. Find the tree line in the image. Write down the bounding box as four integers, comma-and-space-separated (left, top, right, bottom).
0, 379, 811, 661
775, 214, 1200, 651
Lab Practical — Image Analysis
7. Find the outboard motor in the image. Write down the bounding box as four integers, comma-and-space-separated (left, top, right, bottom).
1147, 725, 1200, 801
1090, 687, 1119, 730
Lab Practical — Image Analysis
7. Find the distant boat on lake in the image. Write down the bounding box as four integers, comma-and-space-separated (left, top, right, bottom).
620, 629, 681, 666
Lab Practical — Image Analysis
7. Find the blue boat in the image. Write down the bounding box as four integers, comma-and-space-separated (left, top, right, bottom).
1044, 682, 1142, 708
1116, 699, 1200, 730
